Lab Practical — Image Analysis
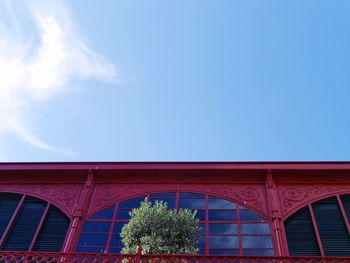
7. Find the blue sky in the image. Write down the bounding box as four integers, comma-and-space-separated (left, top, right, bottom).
0, 0, 350, 161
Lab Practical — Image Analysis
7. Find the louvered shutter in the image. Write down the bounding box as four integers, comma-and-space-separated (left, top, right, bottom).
312, 197, 350, 256
1, 197, 47, 251
285, 206, 320, 256
33, 205, 70, 251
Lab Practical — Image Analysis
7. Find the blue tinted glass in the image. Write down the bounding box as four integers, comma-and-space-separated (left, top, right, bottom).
108, 247, 122, 253
119, 198, 145, 208
241, 224, 271, 234
242, 236, 273, 248
209, 249, 240, 255
199, 223, 205, 235
150, 193, 176, 198
240, 210, 263, 221
198, 249, 206, 255
76, 247, 106, 253
116, 209, 132, 220
90, 206, 114, 219
149, 198, 176, 208
209, 224, 237, 234
196, 236, 206, 248
179, 193, 205, 198
179, 199, 205, 209
82, 222, 111, 233
113, 222, 125, 234
110, 235, 123, 246
209, 236, 239, 248
77, 234, 108, 247
242, 249, 274, 256
209, 210, 236, 220
194, 210, 206, 220
209, 198, 235, 209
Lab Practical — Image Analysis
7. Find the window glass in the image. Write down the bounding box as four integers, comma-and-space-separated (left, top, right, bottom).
240, 210, 263, 221
118, 198, 145, 209
179, 199, 205, 209
209, 198, 235, 209
76, 247, 106, 253
209, 249, 240, 255
209, 224, 237, 235
242, 249, 274, 256
113, 222, 125, 234
209, 210, 236, 221
242, 236, 273, 249
77, 234, 108, 247
116, 209, 132, 220
241, 223, 270, 234
149, 198, 175, 208
90, 206, 115, 219
82, 222, 111, 233
209, 236, 239, 248
78, 192, 272, 256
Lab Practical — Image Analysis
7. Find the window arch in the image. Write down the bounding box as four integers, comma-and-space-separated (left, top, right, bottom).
285, 194, 350, 256
77, 192, 273, 255
0, 192, 70, 252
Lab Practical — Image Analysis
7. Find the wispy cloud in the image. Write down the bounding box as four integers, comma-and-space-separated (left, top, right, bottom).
0, 0, 116, 156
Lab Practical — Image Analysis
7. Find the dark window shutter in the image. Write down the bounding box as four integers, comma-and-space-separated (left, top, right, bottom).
33, 205, 70, 252
0, 193, 21, 238
340, 195, 350, 223
312, 197, 350, 256
1, 196, 47, 251
285, 206, 320, 256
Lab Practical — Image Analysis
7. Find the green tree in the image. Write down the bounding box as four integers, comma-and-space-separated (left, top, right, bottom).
120, 198, 200, 254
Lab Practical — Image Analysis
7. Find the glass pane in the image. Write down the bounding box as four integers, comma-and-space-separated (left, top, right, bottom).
149, 198, 176, 208
209, 249, 240, 255
240, 210, 263, 221
241, 223, 271, 234
77, 234, 108, 247
209, 210, 236, 220
110, 234, 123, 246
108, 247, 122, 253
150, 193, 176, 198
90, 206, 114, 219
76, 247, 106, 253
179, 193, 205, 198
194, 210, 206, 220
196, 236, 206, 248
242, 236, 273, 248
243, 249, 274, 256
82, 222, 111, 233
119, 198, 145, 209
209, 198, 235, 209
0, 193, 21, 238
113, 222, 125, 234
116, 209, 132, 220
209, 224, 237, 234
198, 249, 206, 255
209, 236, 238, 248
199, 223, 205, 235
179, 199, 205, 209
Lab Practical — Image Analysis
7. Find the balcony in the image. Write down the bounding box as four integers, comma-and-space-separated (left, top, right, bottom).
0, 252, 349, 263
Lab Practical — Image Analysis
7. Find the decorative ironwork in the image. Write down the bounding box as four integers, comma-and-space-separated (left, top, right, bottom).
0, 252, 349, 263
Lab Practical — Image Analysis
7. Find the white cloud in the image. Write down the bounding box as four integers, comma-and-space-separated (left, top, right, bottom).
0, 0, 116, 156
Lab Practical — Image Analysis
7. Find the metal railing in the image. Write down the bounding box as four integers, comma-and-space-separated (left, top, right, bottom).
0, 252, 350, 263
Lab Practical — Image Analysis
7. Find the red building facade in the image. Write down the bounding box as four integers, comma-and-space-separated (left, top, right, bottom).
0, 162, 350, 261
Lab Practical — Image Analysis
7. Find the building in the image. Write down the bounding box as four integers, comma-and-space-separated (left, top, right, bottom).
0, 162, 349, 261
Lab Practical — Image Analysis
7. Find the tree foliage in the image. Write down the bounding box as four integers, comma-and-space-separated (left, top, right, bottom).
120, 198, 200, 254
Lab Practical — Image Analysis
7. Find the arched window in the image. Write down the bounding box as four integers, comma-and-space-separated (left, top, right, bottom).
0, 193, 70, 252
285, 194, 350, 256
77, 192, 273, 255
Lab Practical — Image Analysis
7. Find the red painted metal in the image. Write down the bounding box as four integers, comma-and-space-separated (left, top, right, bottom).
308, 204, 324, 257
0, 162, 349, 256
0, 194, 25, 246
29, 202, 50, 251
0, 251, 348, 263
